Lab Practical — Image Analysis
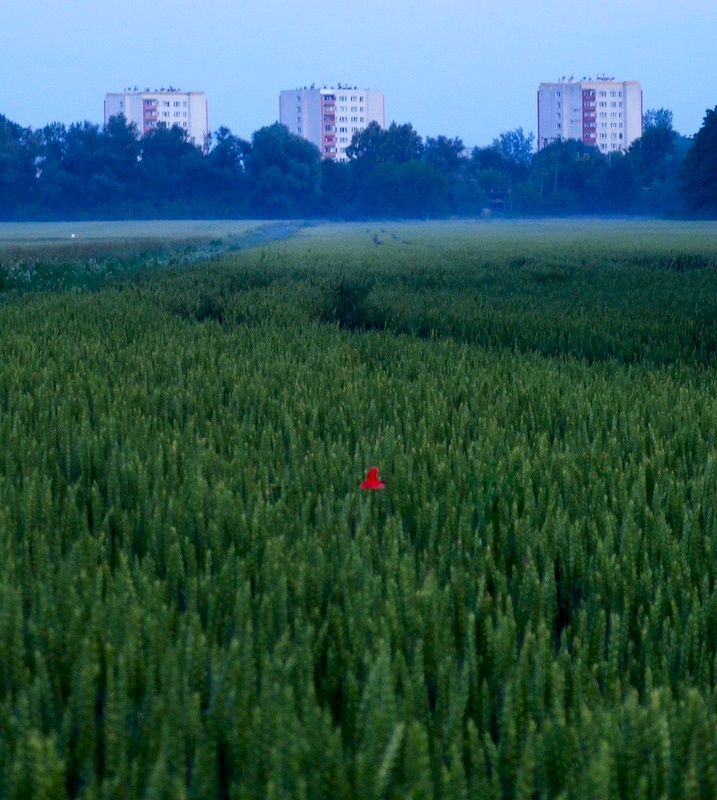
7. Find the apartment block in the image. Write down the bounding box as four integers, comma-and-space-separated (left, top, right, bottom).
537, 78, 642, 154
279, 86, 385, 161
104, 89, 208, 147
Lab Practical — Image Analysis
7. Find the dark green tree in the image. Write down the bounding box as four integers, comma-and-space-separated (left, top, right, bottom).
601, 151, 638, 213
36, 122, 68, 213
423, 136, 465, 174
629, 108, 678, 187
207, 127, 250, 171
344, 120, 385, 172
471, 145, 512, 172
644, 108, 674, 129
346, 122, 428, 216
102, 115, 141, 211
320, 159, 352, 217
104, 115, 141, 181
423, 136, 474, 214
35, 118, 142, 216
138, 123, 208, 215
346, 122, 423, 172
381, 122, 424, 163
468, 147, 513, 212
626, 108, 690, 216
205, 127, 251, 213
0, 115, 41, 218
531, 139, 606, 213
491, 127, 535, 182
682, 107, 717, 217
245, 123, 322, 216
356, 160, 449, 217
40, 121, 118, 216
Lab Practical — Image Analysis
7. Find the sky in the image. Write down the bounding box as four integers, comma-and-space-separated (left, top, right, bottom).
1, 0, 716, 148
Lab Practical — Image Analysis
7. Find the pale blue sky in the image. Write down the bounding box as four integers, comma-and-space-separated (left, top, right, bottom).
1, 0, 715, 147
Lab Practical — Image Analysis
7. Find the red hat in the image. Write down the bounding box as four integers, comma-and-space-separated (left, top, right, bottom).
360, 466, 385, 490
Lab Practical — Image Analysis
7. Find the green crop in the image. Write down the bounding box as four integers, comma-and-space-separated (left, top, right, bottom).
2, 219, 717, 799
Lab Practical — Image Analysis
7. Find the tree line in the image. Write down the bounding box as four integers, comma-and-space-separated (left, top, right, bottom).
1, 106, 716, 220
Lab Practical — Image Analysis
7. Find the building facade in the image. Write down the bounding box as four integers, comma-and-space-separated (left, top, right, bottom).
104, 90, 208, 147
279, 87, 385, 161
537, 78, 642, 154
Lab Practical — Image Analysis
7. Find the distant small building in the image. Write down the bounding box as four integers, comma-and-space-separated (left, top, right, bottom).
537, 78, 642, 154
279, 86, 385, 161
104, 89, 208, 147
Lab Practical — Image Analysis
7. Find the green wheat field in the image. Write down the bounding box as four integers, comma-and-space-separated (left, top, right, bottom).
2, 219, 717, 799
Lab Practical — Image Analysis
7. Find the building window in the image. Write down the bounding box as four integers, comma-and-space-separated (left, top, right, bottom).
351, 116, 358, 122
174, 101, 180, 106
183, 102, 187, 106
360, 117, 364, 122
163, 101, 170, 107
297, 127, 302, 133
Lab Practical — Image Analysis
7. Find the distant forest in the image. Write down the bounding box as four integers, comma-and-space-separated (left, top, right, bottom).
1, 106, 716, 220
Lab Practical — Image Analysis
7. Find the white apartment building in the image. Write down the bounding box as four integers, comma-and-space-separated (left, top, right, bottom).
104, 90, 209, 147
279, 86, 385, 161
537, 78, 642, 154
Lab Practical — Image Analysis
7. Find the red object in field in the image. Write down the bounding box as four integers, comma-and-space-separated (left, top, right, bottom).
360, 466, 385, 490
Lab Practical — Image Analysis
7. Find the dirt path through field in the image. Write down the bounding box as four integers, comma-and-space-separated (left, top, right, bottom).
223, 220, 307, 251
